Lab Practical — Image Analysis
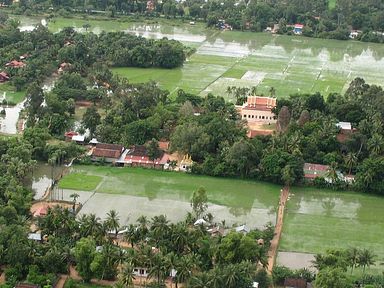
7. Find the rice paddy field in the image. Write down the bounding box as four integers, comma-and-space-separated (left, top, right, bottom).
14, 16, 384, 100
278, 187, 384, 273
57, 165, 281, 228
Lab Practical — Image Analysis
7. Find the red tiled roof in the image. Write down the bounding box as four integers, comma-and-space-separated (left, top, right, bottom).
65, 131, 78, 138
304, 162, 329, 179
294, 24, 304, 28
96, 143, 124, 151
158, 141, 170, 151
247, 129, 273, 138
92, 148, 121, 159
6, 60, 26, 68
284, 278, 307, 288
243, 96, 276, 111
33, 206, 48, 217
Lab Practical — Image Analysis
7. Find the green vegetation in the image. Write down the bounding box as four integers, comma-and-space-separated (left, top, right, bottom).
0, 83, 25, 104
280, 187, 384, 273
58, 173, 102, 191
61, 165, 280, 208
328, 0, 336, 9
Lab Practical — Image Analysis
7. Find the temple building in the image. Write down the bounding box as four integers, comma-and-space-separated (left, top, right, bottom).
236, 96, 277, 124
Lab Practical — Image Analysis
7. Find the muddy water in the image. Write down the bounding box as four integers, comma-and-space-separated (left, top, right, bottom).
0, 95, 25, 135
29, 162, 65, 200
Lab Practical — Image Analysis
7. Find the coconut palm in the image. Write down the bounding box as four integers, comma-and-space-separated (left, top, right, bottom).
326, 162, 339, 184
105, 209, 120, 238
269, 86, 276, 97
118, 263, 135, 288
150, 215, 170, 247
70, 193, 79, 211
148, 252, 168, 285
346, 247, 359, 274
344, 152, 357, 175
358, 249, 376, 274
136, 215, 149, 241
124, 224, 138, 247
188, 272, 212, 288
368, 133, 384, 156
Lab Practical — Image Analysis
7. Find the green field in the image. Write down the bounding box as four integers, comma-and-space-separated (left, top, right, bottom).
58, 165, 281, 227
59, 173, 102, 191
14, 16, 384, 99
0, 83, 26, 104
280, 187, 384, 272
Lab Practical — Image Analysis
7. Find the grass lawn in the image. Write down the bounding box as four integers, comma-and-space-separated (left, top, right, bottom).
329, 0, 336, 9
280, 187, 384, 273
58, 172, 102, 191
0, 83, 26, 104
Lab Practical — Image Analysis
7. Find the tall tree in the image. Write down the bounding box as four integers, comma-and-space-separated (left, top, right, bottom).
190, 187, 208, 219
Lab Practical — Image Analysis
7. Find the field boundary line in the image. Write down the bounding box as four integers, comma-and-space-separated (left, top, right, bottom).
267, 185, 289, 274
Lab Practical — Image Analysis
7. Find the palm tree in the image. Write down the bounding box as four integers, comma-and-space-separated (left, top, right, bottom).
344, 152, 357, 175
137, 215, 149, 241
106, 209, 120, 238
368, 133, 384, 156
269, 86, 276, 97
326, 162, 339, 184
358, 249, 376, 274
124, 224, 138, 247
148, 252, 168, 285
166, 252, 179, 288
70, 193, 79, 211
188, 272, 212, 288
118, 263, 135, 288
346, 247, 359, 274
174, 254, 199, 287
150, 215, 170, 247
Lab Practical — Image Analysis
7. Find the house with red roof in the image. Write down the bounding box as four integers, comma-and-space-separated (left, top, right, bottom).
0, 71, 10, 83
91, 143, 125, 163
236, 96, 277, 124
5, 60, 26, 68
119, 145, 170, 169
303, 163, 329, 180
293, 24, 304, 35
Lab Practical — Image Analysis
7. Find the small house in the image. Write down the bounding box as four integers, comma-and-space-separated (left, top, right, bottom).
33, 206, 48, 217
58, 62, 71, 73
28, 232, 42, 242
284, 278, 308, 288
71, 134, 85, 145
235, 224, 250, 234
91, 143, 125, 163
293, 24, 304, 35
133, 267, 149, 278
89, 138, 99, 146
121, 145, 169, 169
303, 163, 329, 180
5, 60, 26, 68
0, 71, 10, 83
64, 131, 78, 141
336, 122, 356, 143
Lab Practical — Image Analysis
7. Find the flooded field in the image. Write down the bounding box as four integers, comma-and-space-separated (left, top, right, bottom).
57, 165, 280, 228
279, 187, 384, 273
27, 162, 65, 200
16, 16, 384, 98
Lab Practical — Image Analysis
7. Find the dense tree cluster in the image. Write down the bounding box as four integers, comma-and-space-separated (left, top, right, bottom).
0, 22, 186, 93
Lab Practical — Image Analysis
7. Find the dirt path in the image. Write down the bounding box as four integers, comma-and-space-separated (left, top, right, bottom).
267, 186, 289, 274
55, 275, 68, 288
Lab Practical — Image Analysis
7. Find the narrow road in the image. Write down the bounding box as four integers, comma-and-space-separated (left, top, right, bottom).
267, 186, 290, 274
